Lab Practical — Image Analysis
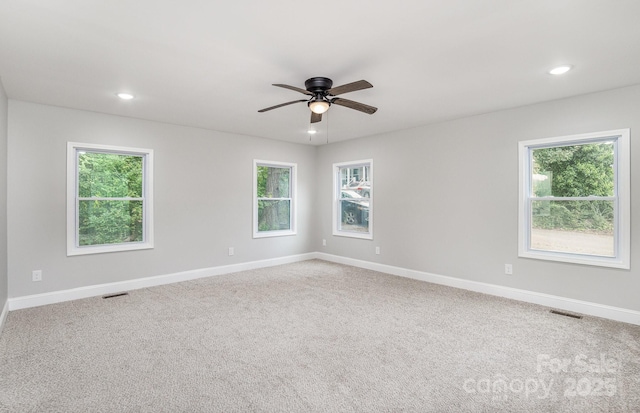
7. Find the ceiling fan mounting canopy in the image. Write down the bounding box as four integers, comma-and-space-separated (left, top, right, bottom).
258, 76, 377, 124
304, 77, 333, 94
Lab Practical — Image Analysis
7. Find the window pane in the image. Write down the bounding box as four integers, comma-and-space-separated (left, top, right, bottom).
257, 166, 290, 198
78, 152, 143, 198
334, 160, 372, 239
340, 199, 369, 232
531, 200, 614, 256
340, 165, 370, 197
258, 200, 290, 231
531, 142, 614, 197
79, 200, 143, 246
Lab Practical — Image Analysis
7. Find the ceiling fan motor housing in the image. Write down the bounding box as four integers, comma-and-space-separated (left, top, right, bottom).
305, 77, 333, 94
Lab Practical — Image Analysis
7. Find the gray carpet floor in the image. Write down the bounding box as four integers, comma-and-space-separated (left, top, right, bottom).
1, 259, 639, 412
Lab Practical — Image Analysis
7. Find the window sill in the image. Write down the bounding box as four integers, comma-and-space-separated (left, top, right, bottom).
518, 249, 629, 269
253, 230, 297, 239
333, 230, 373, 240
67, 241, 154, 256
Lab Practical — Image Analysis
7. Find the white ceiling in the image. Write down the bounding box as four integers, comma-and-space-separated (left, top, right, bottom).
1, 1, 639, 145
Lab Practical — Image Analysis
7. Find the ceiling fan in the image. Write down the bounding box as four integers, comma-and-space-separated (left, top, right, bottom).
258, 77, 377, 123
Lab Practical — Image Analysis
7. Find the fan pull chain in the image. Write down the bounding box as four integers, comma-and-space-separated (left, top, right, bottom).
326, 110, 330, 145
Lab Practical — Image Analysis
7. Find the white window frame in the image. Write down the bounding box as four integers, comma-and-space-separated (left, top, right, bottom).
67, 142, 154, 256
518, 129, 630, 269
333, 159, 373, 240
253, 160, 297, 238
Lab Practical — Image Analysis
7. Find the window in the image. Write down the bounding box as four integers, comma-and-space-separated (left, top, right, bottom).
253, 160, 296, 238
333, 160, 373, 239
67, 142, 154, 256
518, 129, 630, 268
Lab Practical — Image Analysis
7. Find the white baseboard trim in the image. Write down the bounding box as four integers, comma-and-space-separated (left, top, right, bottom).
316, 253, 640, 326
0, 300, 8, 336
7, 252, 639, 326
8, 253, 316, 311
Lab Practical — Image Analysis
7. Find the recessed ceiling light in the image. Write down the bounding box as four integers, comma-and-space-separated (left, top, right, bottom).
117, 92, 135, 100
307, 130, 317, 135
549, 65, 572, 75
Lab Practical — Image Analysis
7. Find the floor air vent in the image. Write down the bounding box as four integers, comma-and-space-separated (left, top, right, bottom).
102, 292, 129, 299
550, 310, 582, 319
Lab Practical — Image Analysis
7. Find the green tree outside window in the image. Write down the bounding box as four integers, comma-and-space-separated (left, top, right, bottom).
77, 152, 144, 246
531, 142, 614, 234
256, 165, 291, 232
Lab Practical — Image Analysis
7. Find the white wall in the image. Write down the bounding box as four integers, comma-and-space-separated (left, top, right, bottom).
7, 101, 316, 297
0, 79, 7, 310
317, 84, 640, 312
5, 85, 639, 315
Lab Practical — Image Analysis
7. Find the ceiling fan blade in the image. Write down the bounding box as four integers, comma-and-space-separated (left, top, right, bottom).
327, 80, 373, 96
310, 112, 322, 123
258, 99, 307, 112
330, 98, 378, 114
273, 84, 313, 96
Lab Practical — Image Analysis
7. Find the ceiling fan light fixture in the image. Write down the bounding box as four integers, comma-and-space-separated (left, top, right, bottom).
308, 99, 330, 114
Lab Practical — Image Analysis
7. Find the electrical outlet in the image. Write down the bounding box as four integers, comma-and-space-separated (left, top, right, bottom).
228, 247, 234, 256
375, 246, 380, 255
322, 239, 326, 246
32, 270, 42, 282
505, 264, 513, 275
